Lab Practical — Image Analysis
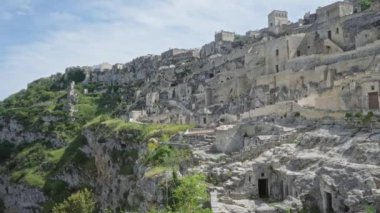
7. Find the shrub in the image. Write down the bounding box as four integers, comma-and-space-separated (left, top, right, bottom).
365, 204, 376, 213
52, 188, 95, 213
360, 0, 374, 10
345, 112, 352, 119
173, 174, 211, 213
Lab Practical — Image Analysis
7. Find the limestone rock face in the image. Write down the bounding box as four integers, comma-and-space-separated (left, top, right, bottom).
0, 118, 64, 147
81, 128, 166, 212
0, 124, 167, 212
0, 176, 46, 213
202, 121, 380, 212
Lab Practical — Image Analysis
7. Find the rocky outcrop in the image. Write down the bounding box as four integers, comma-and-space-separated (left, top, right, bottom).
81, 127, 167, 212
0, 176, 46, 213
0, 118, 64, 147
190, 121, 380, 212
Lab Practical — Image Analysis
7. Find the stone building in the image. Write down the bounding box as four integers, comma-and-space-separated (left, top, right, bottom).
215, 30, 235, 42
161, 48, 187, 61
268, 10, 289, 34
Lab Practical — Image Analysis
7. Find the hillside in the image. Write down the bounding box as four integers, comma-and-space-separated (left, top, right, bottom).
1, 0, 380, 213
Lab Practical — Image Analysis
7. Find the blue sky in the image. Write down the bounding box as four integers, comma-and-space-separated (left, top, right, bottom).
0, 0, 338, 100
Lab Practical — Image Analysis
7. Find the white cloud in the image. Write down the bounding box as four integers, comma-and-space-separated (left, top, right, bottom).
0, 0, 338, 100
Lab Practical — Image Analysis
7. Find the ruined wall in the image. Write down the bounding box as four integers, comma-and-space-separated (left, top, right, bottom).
356, 28, 379, 48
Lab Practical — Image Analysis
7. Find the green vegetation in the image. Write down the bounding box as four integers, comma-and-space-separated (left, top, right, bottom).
345, 112, 353, 121
144, 142, 192, 178
150, 173, 211, 213
173, 174, 210, 212
8, 142, 51, 188
65, 68, 86, 83
85, 116, 193, 142
144, 166, 171, 178
52, 188, 95, 213
360, 0, 375, 10
365, 204, 376, 213
0, 71, 197, 212
346, 111, 375, 128
175, 68, 192, 79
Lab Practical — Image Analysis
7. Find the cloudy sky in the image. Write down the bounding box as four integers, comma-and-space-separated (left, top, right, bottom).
0, 0, 338, 100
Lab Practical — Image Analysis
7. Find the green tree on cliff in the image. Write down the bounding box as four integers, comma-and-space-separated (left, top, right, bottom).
52, 188, 95, 213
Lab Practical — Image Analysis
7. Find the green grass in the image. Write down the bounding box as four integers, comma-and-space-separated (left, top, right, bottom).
144, 166, 171, 178
48, 148, 66, 164
85, 116, 193, 142
24, 172, 46, 188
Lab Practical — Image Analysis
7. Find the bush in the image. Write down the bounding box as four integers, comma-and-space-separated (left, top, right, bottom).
173, 174, 210, 213
52, 188, 95, 213
360, 0, 374, 10
365, 204, 376, 213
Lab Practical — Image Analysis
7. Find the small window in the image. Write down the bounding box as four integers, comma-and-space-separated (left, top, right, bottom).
261, 173, 265, 177
336, 28, 339, 34
365, 34, 368, 38
297, 50, 301, 57
276, 65, 279, 73
371, 85, 375, 91
307, 46, 311, 49
276, 49, 279, 56
203, 117, 207, 124
270, 23, 273, 27
328, 31, 332, 39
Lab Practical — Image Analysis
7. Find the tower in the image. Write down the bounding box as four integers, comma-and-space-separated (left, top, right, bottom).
268, 10, 289, 34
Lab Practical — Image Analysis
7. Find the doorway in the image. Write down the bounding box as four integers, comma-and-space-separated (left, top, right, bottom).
325, 192, 333, 213
258, 179, 268, 198
368, 92, 379, 110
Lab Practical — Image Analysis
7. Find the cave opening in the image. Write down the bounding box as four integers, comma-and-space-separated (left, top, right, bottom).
258, 179, 268, 198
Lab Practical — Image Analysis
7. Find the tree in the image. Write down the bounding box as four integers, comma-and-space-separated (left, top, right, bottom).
52, 188, 95, 213
360, 0, 375, 10
173, 174, 211, 213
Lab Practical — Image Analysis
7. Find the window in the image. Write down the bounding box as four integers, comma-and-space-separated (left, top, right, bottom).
297, 50, 301, 57
203, 117, 207, 124
276, 49, 279, 56
276, 65, 279, 73
328, 31, 332, 39
371, 85, 375, 91
336, 28, 339, 34
270, 23, 273, 27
